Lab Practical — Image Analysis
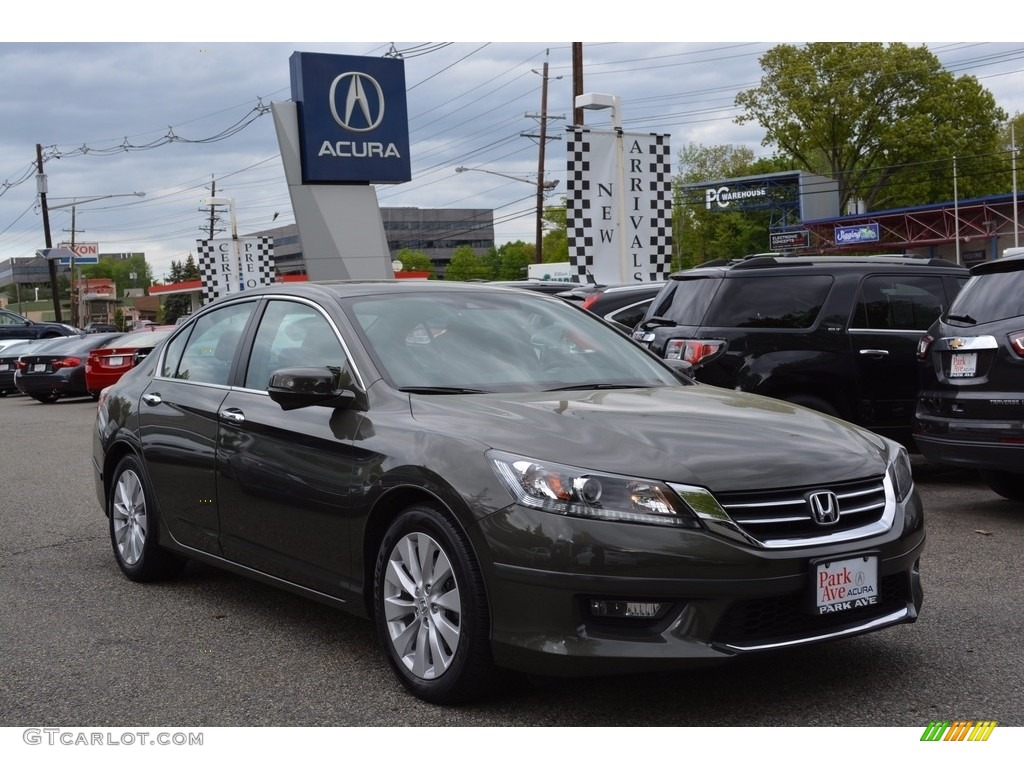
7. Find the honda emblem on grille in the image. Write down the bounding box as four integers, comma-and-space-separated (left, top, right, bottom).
808, 491, 840, 525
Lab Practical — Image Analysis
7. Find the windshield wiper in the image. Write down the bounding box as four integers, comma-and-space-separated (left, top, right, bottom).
398, 386, 492, 395
946, 313, 978, 325
544, 382, 650, 392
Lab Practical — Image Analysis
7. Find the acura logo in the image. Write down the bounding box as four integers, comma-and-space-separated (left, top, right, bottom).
808, 491, 840, 525
329, 72, 385, 132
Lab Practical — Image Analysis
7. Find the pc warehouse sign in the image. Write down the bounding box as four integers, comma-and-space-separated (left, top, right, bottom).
289, 52, 411, 184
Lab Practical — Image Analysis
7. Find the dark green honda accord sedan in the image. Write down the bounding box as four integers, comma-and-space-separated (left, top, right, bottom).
93, 279, 923, 703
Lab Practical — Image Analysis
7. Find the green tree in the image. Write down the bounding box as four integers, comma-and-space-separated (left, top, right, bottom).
393, 248, 437, 279
443, 246, 490, 281
161, 253, 201, 325
495, 241, 533, 280
541, 202, 569, 263
735, 42, 1007, 212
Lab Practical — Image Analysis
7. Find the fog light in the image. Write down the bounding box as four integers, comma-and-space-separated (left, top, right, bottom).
589, 599, 665, 618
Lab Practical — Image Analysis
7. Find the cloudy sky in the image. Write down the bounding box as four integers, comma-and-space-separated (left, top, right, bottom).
3, 11, 1024, 282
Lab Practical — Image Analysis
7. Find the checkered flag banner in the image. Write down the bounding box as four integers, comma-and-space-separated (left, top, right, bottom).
196, 237, 276, 305
566, 127, 672, 284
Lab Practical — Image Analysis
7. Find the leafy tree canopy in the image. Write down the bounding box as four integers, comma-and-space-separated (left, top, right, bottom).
735, 42, 1007, 211
443, 246, 491, 281
393, 248, 437, 279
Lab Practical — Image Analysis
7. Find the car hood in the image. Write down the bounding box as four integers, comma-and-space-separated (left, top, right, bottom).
408, 385, 890, 492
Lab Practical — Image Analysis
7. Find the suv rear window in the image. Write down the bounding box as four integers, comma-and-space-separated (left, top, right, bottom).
651, 276, 722, 325
703, 275, 833, 328
947, 269, 1024, 324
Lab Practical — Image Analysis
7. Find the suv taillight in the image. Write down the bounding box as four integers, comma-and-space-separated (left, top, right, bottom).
15, 359, 27, 371
1010, 331, 1024, 358
665, 339, 725, 366
916, 334, 934, 360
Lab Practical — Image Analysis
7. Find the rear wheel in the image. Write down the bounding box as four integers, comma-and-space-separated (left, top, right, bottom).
373, 505, 495, 704
108, 455, 186, 581
979, 470, 1024, 503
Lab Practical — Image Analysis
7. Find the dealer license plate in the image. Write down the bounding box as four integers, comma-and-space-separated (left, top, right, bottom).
950, 352, 977, 378
812, 554, 878, 615
33, 363, 47, 372
106, 356, 124, 367
0, 363, 8, 371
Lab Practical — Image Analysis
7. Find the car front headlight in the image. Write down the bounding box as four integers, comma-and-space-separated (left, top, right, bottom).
887, 443, 915, 503
488, 450, 701, 528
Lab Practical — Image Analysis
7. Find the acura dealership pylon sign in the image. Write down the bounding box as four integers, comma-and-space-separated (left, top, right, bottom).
289, 52, 411, 184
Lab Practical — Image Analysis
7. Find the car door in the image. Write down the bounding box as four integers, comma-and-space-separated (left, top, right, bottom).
848, 274, 951, 437
138, 299, 257, 554
214, 298, 363, 599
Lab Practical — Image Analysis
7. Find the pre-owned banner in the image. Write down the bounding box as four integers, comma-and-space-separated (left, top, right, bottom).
566, 127, 672, 284
196, 237, 276, 305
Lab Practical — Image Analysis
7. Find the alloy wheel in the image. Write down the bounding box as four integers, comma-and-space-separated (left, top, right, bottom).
382, 532, 462, 680
112, 469, 148, 566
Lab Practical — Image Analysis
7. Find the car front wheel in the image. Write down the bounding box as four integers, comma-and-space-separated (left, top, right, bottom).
108, 455, 186, 582
373, 505, 495, 704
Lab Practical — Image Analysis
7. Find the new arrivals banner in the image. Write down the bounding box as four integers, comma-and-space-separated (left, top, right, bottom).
197, 237, 275, 305
566, 127, 672, 284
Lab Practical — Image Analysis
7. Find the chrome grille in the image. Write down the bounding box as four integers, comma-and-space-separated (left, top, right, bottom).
715, 476, 889, 546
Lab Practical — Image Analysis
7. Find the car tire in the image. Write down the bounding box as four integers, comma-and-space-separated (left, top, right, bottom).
373, 504, 495, 704
108, 455, 186, 582
784, 393, 840, 418
979, 470, 1024, 503
30, 393, 59, 403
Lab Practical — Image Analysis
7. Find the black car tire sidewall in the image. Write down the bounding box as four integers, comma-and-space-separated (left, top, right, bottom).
373, 505, 494, 704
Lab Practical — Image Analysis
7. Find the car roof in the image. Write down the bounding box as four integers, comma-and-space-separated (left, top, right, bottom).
972, 251, 1024, 275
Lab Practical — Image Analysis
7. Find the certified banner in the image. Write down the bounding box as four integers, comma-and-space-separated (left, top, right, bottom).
566, 127, 672, 284
196, 237, 275, 304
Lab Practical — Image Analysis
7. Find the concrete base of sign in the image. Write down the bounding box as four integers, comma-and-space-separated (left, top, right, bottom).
272, 101, 394, 281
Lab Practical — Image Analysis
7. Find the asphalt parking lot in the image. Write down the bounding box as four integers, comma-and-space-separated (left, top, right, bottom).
1, 392, 1022, 727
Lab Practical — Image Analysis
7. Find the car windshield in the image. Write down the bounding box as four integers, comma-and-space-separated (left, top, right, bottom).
343, 289, 681, 393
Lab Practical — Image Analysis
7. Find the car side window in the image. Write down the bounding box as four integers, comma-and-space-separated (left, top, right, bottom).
244, 301, 348, 391
704, 276, 832, 329
169, 302, 255, 385
852, 276, 946, 331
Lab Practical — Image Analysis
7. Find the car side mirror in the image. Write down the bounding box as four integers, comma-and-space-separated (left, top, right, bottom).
267, 367, 357, 411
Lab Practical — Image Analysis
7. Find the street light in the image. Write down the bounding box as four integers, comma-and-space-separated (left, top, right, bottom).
575, 92, 628, 281
47, 192, 146, 326
455, 166, 558, 190
456, 167, 559, 264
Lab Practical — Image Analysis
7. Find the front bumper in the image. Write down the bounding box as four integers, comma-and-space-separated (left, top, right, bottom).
476, 499, 924, 677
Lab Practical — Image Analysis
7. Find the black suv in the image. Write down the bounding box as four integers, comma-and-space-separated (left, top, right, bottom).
633, 255, 969, 447
914, 251, 1024, 501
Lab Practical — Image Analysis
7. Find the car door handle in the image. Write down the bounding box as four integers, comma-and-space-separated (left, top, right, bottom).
141, 393, 162, 406
859, 349, 890, 358
219, 408, 245, 424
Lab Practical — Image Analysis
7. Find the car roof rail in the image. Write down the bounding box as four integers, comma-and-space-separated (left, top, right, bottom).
727, 254, 966, 271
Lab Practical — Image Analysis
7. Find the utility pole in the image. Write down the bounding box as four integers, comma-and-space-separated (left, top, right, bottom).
523, 52, 563, 263
64, 206, 85, 326
207, 178, 218, 240
36, 144, 62, 322
572, 43, 584, 126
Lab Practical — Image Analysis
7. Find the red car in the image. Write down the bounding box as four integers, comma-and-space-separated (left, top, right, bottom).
85, 327, 175, 398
